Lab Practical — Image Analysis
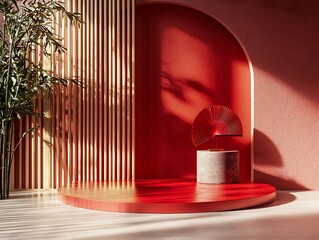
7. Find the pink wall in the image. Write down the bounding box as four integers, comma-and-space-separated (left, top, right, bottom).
137, 0, 319, 190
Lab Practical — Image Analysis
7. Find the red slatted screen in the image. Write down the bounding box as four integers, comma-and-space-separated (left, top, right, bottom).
12, 0, 135, 189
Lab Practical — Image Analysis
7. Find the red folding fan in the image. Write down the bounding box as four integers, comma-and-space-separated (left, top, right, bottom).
191, 105, 243, 147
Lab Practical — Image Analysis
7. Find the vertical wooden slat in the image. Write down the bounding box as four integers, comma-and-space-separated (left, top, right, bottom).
61, 5, 67, 186
116, 0, 121, 181
108, 0, 112, 181
71, 0, 78, 183
131, 0, 136, 180
93, 0, 98, 181
79, 0, 84, 182
11, 128, 15, 190
25, 116, 29, 189
52, 12, 57, 188
38, 91, 42, 189
126, 0, 130, 180
85, 0, 89, 181
112, 0, 115, 180
18, 121, 22, 188
67, 0, 73, 185
98, 0, 103, 181
127, 0, 132, 180
31, 47, 36, 189
89, 0, 94, 181
121, 0, 126, 180
103, 0, 108, 180
57, 8, 62, 188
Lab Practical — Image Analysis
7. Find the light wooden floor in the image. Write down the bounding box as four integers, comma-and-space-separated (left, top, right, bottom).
0, 189, 319, 239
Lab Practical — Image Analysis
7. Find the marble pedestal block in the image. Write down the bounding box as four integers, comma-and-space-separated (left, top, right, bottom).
197, 150, 239, 184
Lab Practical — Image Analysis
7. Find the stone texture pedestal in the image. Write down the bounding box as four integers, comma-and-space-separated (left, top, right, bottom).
197, 150, 239, 184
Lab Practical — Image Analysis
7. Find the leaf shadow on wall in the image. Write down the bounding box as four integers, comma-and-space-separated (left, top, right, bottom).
161, 72, 219, 179
254, 129, 308, 190
161, 72, 217, 103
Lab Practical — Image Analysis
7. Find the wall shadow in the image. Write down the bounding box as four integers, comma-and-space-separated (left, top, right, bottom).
254, 129, 308, 190
254, 129, 283, 167
255, 170, 309, 190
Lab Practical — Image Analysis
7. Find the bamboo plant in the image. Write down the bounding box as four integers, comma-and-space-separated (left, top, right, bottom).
0, 0, 82, 199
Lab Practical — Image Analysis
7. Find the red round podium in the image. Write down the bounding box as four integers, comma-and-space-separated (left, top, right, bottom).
58, 179, 276, 213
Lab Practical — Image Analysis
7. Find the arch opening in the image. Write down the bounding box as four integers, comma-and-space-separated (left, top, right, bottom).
135, 3, 252, 181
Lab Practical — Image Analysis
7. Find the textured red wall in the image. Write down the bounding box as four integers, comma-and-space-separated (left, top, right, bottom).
135, 4, 251, 180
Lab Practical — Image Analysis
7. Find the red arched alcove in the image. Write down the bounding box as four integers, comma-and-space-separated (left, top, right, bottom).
135, 3, 252, 181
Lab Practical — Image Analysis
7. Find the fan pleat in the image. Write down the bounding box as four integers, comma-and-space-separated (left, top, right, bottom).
191, 105, 243, 147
